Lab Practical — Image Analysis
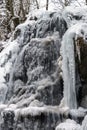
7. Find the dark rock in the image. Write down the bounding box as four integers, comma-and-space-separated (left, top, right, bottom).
36, 79, 63, 105
75, 37, 87, 108
1, 111, 15, 130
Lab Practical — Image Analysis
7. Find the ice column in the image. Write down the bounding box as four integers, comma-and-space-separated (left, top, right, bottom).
61, 29, 77, 109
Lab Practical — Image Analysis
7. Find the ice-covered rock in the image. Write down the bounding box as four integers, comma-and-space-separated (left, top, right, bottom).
56, 119, 81, 130
8, 33, 63, 106
69, 108, 86, 123
0, 10, 68, 106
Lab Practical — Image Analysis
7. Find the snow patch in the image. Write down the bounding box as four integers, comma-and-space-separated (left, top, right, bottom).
56, 119, 81, 130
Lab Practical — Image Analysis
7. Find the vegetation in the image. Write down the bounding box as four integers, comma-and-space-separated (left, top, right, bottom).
0, 0, 86, 41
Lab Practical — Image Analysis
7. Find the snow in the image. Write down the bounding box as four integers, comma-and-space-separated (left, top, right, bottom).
56, 119, 81, 130
63, 6, 87, 27
15, 106, 45, 119
3, 104, 17, 111
36, 0, 86, 11
27, 9, 51, 20
69, 108, 86, 119
29, 100, 44, 107
0, 104, 7, 112
15, 93, 38, 108
37, 77, 55, 90
81, 115, 87, 130
13, 105, 69, 120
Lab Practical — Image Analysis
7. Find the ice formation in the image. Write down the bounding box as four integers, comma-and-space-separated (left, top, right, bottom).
61, 23, 87, 109
61, 30, 76, 109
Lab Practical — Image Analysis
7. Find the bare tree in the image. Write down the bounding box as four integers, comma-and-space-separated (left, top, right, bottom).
46, 0, 49, 10
5, 0, 14, 33
0, 0, 33, 40
26, 0, 31, 13
0, 0, 7, 40
18, 0, 26, 22
86, 0, 87, 5
64, 0, 69, 6
35, 0, 39, 9
6, 0, 14, 16
51, 0, 73, 8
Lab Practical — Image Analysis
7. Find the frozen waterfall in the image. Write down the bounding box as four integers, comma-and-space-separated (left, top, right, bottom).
61, 23, 87, 109
61, 28, 77, 109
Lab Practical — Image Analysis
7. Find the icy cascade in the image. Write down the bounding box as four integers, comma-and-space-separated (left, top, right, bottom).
0, 10, 68, 130
61, 23, 87, 109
